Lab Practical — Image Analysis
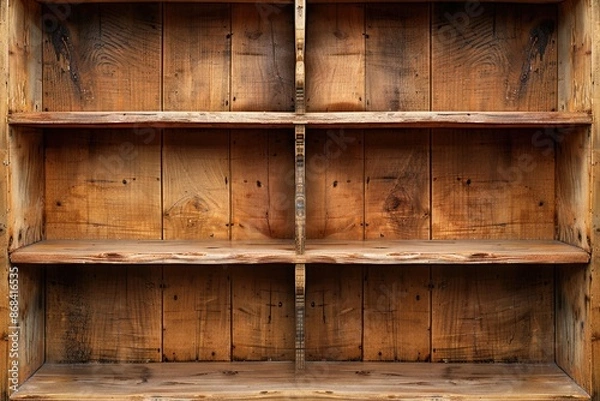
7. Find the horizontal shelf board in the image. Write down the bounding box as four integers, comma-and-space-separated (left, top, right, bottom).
9, 239, 589, 265
9, 111, 592, 129
11, 362, 589, 401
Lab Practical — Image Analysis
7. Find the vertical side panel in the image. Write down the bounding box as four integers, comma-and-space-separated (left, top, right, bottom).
305, 265, 362, 361
163, 266, 231, 362
232, 265, 294, 361
45, 129, 162, 240
306, 4, 364, 111
46, 265, 162, 363
42, 4, 161, 111
231, 130, 294, 240
363, 266, 430, 362
432, 130, 555, 240
432, 265, 554, 363
305, 129, 363, 240
163, 130, 230, 240
0, 0, 8, 395
432, 4, 557, 111
163, 4, 230, 111
231, 4, 294, 111
365, 4, 429, 111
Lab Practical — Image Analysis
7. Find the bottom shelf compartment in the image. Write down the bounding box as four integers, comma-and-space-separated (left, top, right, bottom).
12, 362, 590, 401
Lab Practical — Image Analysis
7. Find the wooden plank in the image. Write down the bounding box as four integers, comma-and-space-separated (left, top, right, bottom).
42, 4, 161, 111
365, 130, 429, 240
231, 130, 294, 240
295, 264, 306, 370
46, 265, 162, 362
232, 266, 295, 361
163, 4, 230, 111
432, 265, 554, 362
363, 266, 430, 361
231, 4, 294, 111
8, 111, 593, 129
295, 125, 306, 252
305, 130, 363, 240
163, 266, 230, 362
44, 129, 162, 240
432, 4, 557, 111
163, 130, 230, 240
365, 4, 429, 111
0, 0, 8, 396
306, 4, 365, 111
432, 129, 555, 240
10, 362, 591, 401
295, 0, 306, 114
305, 265, 362, 360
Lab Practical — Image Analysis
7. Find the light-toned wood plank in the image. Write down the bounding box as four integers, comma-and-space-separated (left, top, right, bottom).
365, 4, 429, 111
11, 362, 591, 401
432, 265, 554, 362
363, 266, 430, 361
231, 130, 294, 240
163, 4, 230, 111
163, 266, 230, 362
163, 130, 230, 240
432, 4, 558, 111
42, 4, 161, 111
9, 111, 593, 128
305, 265, 362, 360
0, 0, 8, 395
365, 130, 429, 240
232, 266, 295, 361
306, 4, 365, 111
432, 130, 555, 239
46, 265, 162, 362
231, 4, 294, 111
306, 130, 363, 240
295, 125, 306, 252
45, 129, 162, 239
295, 263, 306, 370
295, 0, 306, 114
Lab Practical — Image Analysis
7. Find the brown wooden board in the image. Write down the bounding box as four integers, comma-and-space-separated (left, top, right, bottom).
231, 4, 294, 111
364, 130, 429, 240
163, 130, 230, 240
431, 265, 554, 362
231, 130, 294, 240
306, 4, 365, 112
305, 129, 364, 240
163, 266, 231, 362
46, 265, 162, 363
45, 129, 162, 240
432, 129, 555, 240
163, 4, 230, 111
365, 4, 429, 111
363, 266, 430, 362
232, 265, 295, 361
432, 4, 557, 111
305, 265, 362, 361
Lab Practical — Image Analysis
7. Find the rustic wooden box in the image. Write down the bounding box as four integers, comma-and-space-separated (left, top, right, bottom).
1, 0, 599, 400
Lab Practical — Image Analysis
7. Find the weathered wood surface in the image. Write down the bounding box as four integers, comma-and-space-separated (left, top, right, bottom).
11, 362, 590, 401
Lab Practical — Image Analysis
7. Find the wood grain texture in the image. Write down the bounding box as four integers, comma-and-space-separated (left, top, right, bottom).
306, 4, 365, 111
163, 130, 230, 240
11, 362, 591, 401
42, 4, 161, 111
305, 265, 362, 360
163, 4, 230, 111
231, 4, 294, 111
46, 265, 162, 363
0, 0, 7, 396
432, 129, 555, 239
432, 4, 558, 111
231, 130, 294, 240
365, 130, 429, 240
365, 4, 429, 111
45, 129, 162, 240
363, 266, 430, 361
163, 266, 231, 362
232, 266, 295, 361
432, 265, 554, 363
305, 130, 363, 240
295, 263, 306, 369
295, 125, 306, 253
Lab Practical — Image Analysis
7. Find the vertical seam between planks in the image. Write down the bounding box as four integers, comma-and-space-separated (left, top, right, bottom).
428, 2, 434, 363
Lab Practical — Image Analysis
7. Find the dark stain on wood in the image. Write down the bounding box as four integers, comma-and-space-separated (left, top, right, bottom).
519, 20, 555, 96
49, 21, 83, 96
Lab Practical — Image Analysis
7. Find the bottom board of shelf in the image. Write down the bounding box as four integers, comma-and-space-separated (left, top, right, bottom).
11, 362, 590, 401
